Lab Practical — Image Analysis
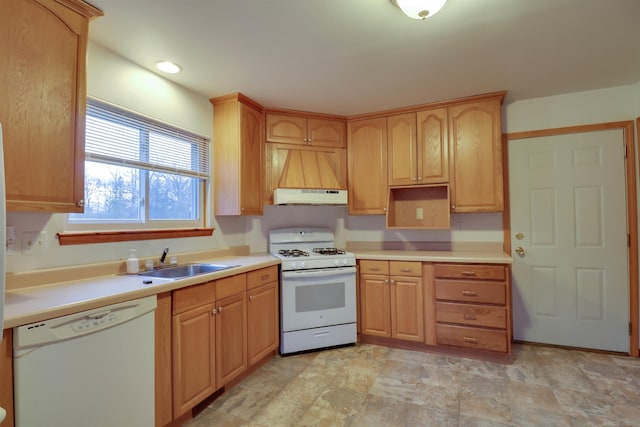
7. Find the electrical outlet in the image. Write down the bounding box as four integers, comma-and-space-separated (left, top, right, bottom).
6, 226, 16, 254
416, 207, 424, 220
22, 231, 48, 254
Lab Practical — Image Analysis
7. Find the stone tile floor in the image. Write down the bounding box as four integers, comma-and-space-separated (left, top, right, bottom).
185, 343, 640, 426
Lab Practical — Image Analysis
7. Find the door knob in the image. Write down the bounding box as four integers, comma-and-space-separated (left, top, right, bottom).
515, 246, 525, 257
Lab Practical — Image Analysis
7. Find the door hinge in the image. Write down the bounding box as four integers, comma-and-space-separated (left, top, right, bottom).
630, 322, 633, 336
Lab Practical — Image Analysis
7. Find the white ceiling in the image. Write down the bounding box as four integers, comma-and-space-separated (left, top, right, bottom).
88, 0, 640, 116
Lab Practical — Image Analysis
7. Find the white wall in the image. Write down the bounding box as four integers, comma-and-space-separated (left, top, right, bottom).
4, 42, 247, 273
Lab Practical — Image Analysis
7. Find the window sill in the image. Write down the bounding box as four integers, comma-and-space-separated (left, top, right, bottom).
57, 228, 215, 246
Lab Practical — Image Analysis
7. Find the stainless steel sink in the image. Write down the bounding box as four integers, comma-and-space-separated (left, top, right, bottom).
137, 263, 238, 279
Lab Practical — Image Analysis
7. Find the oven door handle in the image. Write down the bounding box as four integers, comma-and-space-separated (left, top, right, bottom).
282, 266, 356, 279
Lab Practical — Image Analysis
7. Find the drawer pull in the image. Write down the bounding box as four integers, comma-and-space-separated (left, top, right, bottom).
463, 337, 478, 344
462, 290, 477, 297
369, 267, 380, 271
261, 274, 269, 280
400, 268, 412, 273
463, 313, 477, 320
462, 271, 477, 277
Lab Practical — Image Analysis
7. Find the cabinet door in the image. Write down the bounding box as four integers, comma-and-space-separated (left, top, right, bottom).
172, 303, 216, 417
390, 276, 424, 342
417, 108, 449, 184
360, 274, 391, 337
266, 114, 306, 144
215, 292, 248, 386
387, 113, 417, 186
0, 0, 99, 212
239, 102, 264, 215
449, 100, 504, 212
247, 281, 279, 366
307, 118, 346, 148
347, 118, 388, 215
213, 97, 264, 216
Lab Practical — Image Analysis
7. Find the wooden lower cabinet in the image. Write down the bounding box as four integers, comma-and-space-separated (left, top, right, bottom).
247, 281, 279, 365
359, 259, 511, 356
169, 266, 280, 423
215, 292, 248, 386
434, 263, 511, 353
360, 260, 424, 342
172, 301, 217, 417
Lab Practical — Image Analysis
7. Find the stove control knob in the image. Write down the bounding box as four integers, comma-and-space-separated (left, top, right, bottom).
299, 261, 305, 269
342, 259, 348, 265
334, 259, 340, 266
291, 262, 298, 269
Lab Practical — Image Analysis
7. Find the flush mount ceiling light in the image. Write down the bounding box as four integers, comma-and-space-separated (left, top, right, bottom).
391, 0, 447, 20
155, 61, 182, 74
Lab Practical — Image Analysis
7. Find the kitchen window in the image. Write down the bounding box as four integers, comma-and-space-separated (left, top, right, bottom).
67, 99, 209, 229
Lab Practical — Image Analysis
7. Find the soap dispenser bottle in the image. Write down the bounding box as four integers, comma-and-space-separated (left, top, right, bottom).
126, 249, 139, 274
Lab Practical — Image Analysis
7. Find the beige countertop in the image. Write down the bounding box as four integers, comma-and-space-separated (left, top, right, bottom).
5, 249, 512, 329
5, 253, 279, 329
354, 250, 513, 264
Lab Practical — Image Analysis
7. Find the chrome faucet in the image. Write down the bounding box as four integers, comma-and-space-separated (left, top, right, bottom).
159, 247, 169, 267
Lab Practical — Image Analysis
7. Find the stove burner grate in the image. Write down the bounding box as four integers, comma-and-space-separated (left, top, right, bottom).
278, 249, 309, 257
313, 247, 346, 256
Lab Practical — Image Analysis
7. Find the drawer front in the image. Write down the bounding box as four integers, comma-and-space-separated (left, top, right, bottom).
389, 261, 422, 277
247, 265, 278, 290
216, 273, 247, 299
436, 324, 507, 352
435, 279, 506, 304
435, 302, 506, 329
173, 281, 216, 314
434, 264, 505, 281
359, 260, 389, 275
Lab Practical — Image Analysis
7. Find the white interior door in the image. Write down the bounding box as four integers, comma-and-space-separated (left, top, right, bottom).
509, 129, 629, 352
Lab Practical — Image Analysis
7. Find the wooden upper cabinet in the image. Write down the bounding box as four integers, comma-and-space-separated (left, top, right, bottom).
211, 93, 264, 216
347, 118, 388, 215
266, 113, 346, 148
449, 99, 504, 212
387, 113, 417, 186
417, 108, 449, 184
0, 0, 102, 212
388, 109, 449, 187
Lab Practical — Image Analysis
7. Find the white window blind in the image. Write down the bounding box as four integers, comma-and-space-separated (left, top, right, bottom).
85, 99, 210, 180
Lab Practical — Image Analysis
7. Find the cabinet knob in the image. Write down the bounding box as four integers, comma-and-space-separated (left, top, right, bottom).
384, 279, 389, 284
451, 205, 456, 211
249, 295, 254, 301
390, 279, 395, 284
211, 308, 217, 315
218, 306, 223, 313
76, 199, 85, 208
417, 177, 422, 181
412, 177, 417, 181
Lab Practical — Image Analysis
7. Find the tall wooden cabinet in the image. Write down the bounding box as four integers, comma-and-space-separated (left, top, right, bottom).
0, 0, 102, 212
211, 93, 265, 215
360, 260, 424, 342
449, 99, 504, 212
347, 118, 388, 215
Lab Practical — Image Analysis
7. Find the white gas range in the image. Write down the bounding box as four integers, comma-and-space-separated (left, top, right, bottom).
269, 227, 357, 355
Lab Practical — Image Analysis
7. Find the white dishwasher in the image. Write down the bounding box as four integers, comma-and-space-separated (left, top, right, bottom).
13, 295, 156, 427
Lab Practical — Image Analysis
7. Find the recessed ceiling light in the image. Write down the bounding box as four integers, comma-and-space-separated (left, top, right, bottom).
155, 61, 182, 74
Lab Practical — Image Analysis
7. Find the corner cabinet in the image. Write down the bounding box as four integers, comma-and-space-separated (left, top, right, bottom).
347, 118, 388, 215
449, 99, 504, 212
211, 93, 264, 216
0, 0, 102, 212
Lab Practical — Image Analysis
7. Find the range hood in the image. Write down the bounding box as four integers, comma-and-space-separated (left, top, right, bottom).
273, 188, 348, 205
